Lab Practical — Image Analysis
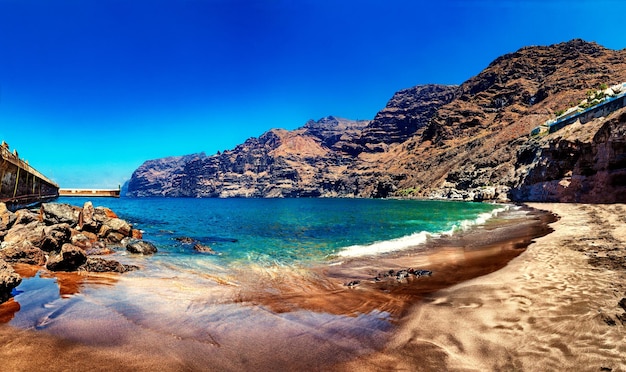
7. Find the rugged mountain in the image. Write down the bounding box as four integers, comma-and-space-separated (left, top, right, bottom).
127, 153, 204, 197
128, 116, 372, 197
355, 84, 458, 153
385, 39, 626, 201
128, 39, 626, 202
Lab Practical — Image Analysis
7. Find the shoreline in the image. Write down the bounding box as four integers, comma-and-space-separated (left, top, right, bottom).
235, 205, 554, 318
336, 203, 626, 371
0, 203, 559, 371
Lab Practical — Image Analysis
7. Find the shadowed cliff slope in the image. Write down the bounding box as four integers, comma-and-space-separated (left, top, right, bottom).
128, 39, 626, 202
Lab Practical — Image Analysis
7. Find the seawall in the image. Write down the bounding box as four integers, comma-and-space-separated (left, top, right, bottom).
0, 144, 59, 210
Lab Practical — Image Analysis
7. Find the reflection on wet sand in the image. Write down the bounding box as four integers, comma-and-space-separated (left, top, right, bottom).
0, 298, 20, 323
1, 264, 120, 324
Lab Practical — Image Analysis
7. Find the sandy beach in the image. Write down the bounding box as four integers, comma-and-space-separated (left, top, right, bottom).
1, 203, 625, 371
338, 203, 626, 371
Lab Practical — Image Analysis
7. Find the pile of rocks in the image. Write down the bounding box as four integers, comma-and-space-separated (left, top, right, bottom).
373, 268, 433, 282
0, 201, 158, 303
343, 268, 433, 288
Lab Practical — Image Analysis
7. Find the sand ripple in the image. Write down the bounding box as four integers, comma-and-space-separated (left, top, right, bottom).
338, 203, 626, 371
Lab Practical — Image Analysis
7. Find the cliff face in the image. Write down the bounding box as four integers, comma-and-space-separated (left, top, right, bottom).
127, 39, 626, 203
129, 117, 372, 198
386, 39, 626, 201
127, 153, 203, 197
511, 109, 626, 202
356, 84, 458, 153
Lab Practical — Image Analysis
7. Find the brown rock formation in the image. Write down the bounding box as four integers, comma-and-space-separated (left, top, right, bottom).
0, 258, 21, 302
127, 39, 626, 203
511, 109, 626, 202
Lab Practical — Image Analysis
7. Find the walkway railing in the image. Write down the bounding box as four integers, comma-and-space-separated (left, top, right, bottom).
0, 145, 59, 188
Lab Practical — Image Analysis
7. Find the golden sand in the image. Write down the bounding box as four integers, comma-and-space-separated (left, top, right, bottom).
337, 203, 626, 371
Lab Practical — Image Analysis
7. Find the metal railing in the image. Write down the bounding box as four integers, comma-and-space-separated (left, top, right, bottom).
0, 144, 59, 188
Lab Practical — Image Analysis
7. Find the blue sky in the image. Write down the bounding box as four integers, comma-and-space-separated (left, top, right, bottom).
1, 0, 625, 188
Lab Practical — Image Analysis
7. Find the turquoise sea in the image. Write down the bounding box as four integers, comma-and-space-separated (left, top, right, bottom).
58, 197, 505, 269
3, 197, 518, 369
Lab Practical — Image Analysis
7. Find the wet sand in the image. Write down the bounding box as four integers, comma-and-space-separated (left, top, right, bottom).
337, 203, 626, 371
0, 204, 602, 371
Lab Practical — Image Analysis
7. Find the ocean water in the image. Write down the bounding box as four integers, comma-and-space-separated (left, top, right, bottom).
57, 197, 505, 270
3, 197, 517, 368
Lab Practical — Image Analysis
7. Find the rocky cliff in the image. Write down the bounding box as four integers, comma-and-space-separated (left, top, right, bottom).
128, 39, 626, 203
128, 116, 372, 197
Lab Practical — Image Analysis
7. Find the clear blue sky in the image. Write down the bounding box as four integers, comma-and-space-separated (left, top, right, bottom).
0, 0, 624, 188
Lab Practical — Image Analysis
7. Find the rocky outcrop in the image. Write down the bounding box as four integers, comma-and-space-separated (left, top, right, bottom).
126, 240, 158, 255
0, 201, 158, 303
357, 84, 458, 152
126, 154, 208, 197
127, 39, 626, 203
511, 109, 626, 202
392, 39, 626, 201
193, 243, 216, 254
0, 258, 21, 303
128, 116, 371, 198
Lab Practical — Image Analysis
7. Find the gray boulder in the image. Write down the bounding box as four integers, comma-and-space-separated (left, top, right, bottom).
99, 218, 132, 243
79, 257, 138, 273
41, 223, 72, 252
93, 207, 117, 224
126, 240, 158, 255
40, 203, 80, 226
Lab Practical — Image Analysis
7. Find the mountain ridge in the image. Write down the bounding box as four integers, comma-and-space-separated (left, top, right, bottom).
128, 39, 626, 202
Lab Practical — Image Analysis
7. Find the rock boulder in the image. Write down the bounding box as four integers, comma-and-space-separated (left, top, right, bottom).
2, 221, 45, 248
126, 240, 158, 255
99, 218, 132, 243
80, 257, 138, 273
0, 258, 21, 303
41, 223, 72, 252
79, 201, 98, 232
193, 243, 216, 254
0, 241, 46, 266
40, 203, 80, 226
46, 243, 88, 272
0, 202, 16, 231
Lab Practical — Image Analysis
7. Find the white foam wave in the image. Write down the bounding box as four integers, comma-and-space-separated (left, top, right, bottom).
335, 204, 510, 258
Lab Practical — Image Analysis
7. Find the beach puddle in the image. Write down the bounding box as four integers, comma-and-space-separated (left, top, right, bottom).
4, 265, 119, 329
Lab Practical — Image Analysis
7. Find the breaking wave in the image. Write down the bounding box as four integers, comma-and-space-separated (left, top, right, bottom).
335, 205, 511, 258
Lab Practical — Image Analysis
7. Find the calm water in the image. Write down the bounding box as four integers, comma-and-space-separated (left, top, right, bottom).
58, 197, 504, 269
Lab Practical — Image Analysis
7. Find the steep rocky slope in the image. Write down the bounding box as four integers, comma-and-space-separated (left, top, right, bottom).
511, 108, 626, 202
128, 116, 372, 197
128, 39, 626, 202
368, 39, 626, 201
356, 84, 458, 153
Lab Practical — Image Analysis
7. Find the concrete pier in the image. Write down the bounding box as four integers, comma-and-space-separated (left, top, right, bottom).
59, 188, 120, 197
